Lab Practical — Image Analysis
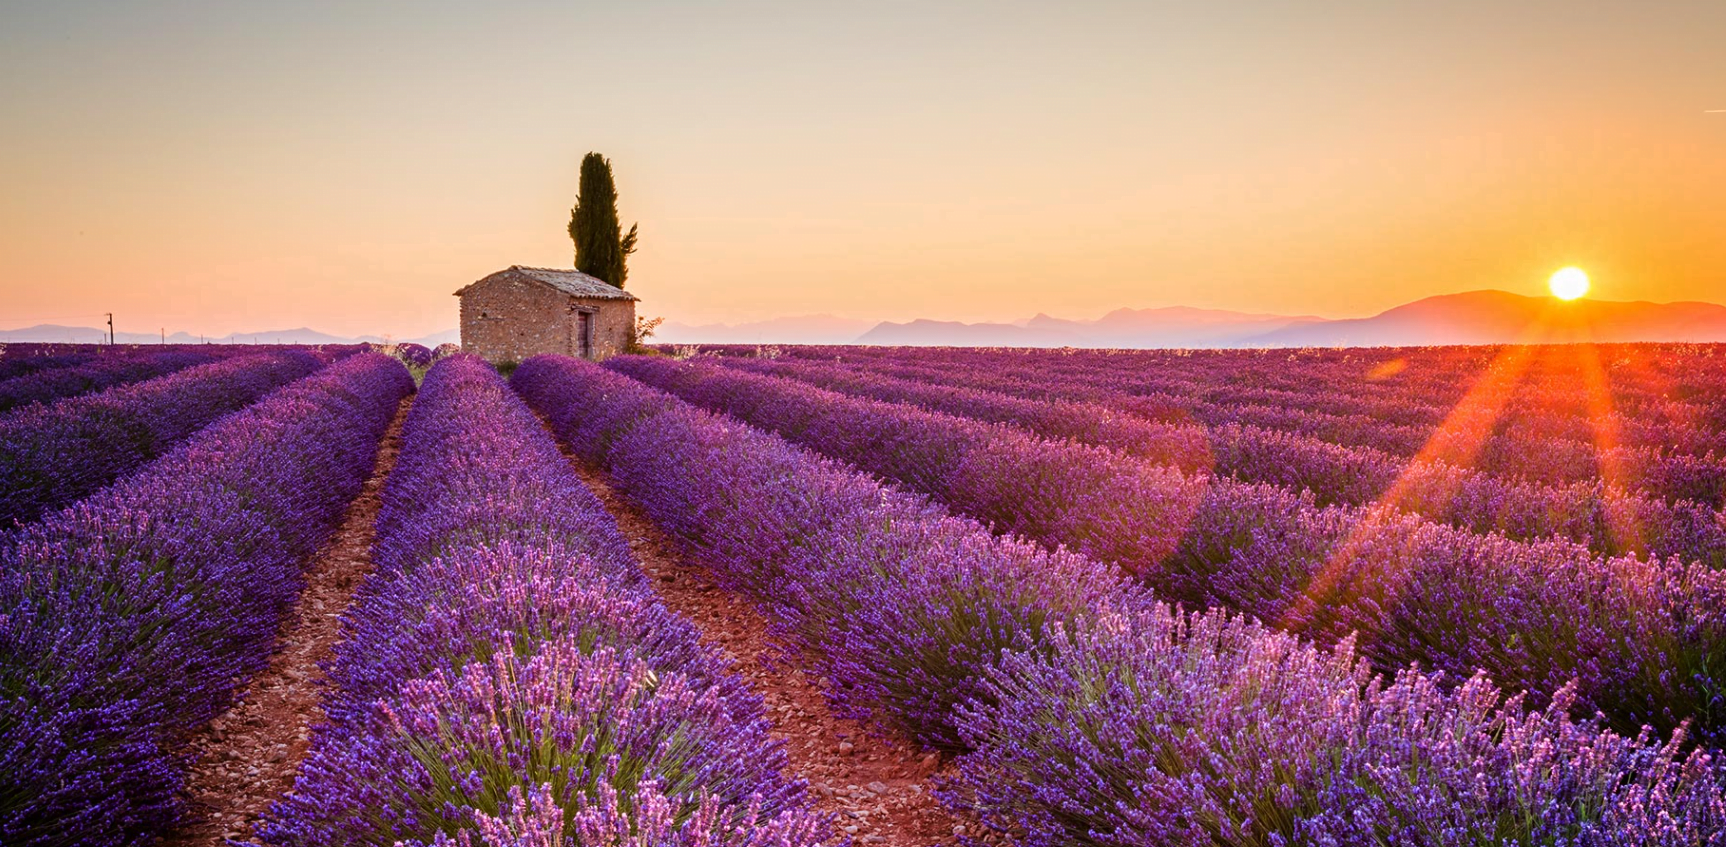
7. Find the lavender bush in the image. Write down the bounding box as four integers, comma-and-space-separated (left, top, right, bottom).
957, 605, 1726, 846
719, 354, 1724, 563
422, 778, 828, 847
0, 349, 216, 412
832, 345, 1726, 508
0, 351, 96, 383
0, 352, 411, 847
0, 351, 324, 526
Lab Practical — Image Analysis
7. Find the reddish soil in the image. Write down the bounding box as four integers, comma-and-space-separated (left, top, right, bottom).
558, 449, 997, 847
161, 398, 410, 846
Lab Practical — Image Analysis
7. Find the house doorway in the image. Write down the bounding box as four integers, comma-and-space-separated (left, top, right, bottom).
573, 309, 594, 359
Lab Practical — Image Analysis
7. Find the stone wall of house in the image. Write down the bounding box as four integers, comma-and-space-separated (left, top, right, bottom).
458, 275, 635, 362
579, 295, 635, 360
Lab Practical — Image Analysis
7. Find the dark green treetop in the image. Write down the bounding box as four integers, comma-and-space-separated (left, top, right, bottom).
567, 152, 639, 288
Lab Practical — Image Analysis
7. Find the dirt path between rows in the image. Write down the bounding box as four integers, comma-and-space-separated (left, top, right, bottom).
554, 443, 990, 847
162, 398, 410, 846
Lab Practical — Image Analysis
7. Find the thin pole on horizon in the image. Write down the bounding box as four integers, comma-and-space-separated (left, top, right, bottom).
106, 313, 113, 346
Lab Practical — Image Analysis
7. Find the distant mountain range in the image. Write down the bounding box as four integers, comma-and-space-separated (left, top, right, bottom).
1250, 290, 1726, 347
681, 291, 1726, 348
11, 290, 1726, 350
858, 305, 1328, 348
658, 315, 875, 346
0, 325, 460, 347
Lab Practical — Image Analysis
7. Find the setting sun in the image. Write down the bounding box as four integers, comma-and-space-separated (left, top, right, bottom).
1549, 267, 1590, 301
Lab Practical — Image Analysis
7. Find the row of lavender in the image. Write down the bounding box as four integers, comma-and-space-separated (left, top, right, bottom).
1020, 345, 1722, 441
1016, 346, 1726, 491
0, 349, 220, 412
381, 341, 460, 371
261, 355, 824, 846
805, 345, 1726, 501
804, 345, 1726, 508
610, 355, 1726, 747
0, 343, 369, 412
0, 350, 99, 383
794, 343, 1726, 458
518, 354, 1726, 845
0, 353, 411, 846
715, 354, 1724, 561
0, 351, 327, 526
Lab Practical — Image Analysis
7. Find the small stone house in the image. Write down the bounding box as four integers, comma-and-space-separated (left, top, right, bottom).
454, 265, 638, 363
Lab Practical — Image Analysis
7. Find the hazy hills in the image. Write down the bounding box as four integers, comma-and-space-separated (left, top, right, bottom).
842, 291, 1726, 347
10, 291, 1726, 350
657, 315, 874, 345
1252, 290, 1726, 347
0, 325, 460, 347
858, 306, 1327, 348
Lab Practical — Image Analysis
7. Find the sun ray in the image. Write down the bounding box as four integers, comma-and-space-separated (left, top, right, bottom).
1574, 341, 1646, 556
1281, 340, 1540, 634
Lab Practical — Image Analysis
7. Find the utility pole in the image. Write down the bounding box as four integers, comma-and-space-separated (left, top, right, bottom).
106, 313, 114, 346
161, 328, 166, 344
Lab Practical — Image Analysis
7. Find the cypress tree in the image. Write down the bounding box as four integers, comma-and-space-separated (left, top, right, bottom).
567, 153, 639, 288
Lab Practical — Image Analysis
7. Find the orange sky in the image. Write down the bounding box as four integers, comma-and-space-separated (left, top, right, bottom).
1, 1, 1723, 338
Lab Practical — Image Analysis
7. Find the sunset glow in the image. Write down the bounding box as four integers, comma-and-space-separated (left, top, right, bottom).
2, 2, 1725, 337
1549, 267, 1591, 301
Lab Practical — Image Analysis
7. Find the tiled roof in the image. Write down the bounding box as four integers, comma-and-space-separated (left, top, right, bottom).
455, 265, 638, 301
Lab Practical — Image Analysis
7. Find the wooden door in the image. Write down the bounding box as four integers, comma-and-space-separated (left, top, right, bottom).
576, 311, 593, 359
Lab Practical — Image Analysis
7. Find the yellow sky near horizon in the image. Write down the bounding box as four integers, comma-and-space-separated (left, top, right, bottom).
1, 1, 1723, 338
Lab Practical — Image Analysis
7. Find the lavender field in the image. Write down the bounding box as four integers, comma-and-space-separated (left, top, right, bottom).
4, 342, 1726, 846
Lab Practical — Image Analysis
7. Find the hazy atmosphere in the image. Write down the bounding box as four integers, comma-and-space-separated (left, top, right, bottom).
3, 1, 1724, 339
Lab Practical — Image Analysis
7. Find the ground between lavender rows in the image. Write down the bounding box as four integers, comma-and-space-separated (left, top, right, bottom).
550, 437, 992, 846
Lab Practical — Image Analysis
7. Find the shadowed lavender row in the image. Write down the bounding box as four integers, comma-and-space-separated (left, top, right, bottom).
0, 349, 219, 412
260, 354, 825, 847
0, 350, 98, 383
517, 353, 1726, 845
0, 351, 327, 527
715, 354, 1723, 561
0, 352, 411, 847
609, 355, 1726, 747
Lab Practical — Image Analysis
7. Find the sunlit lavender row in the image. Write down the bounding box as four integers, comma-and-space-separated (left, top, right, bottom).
712, 353, 1724, 563
0, 353, 411, 846
518, 353, 1726, 845
764, 344, 1726, 453
261, 355, 826, 846
761, 344, 1726, 506
610, 354, 1726, 746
